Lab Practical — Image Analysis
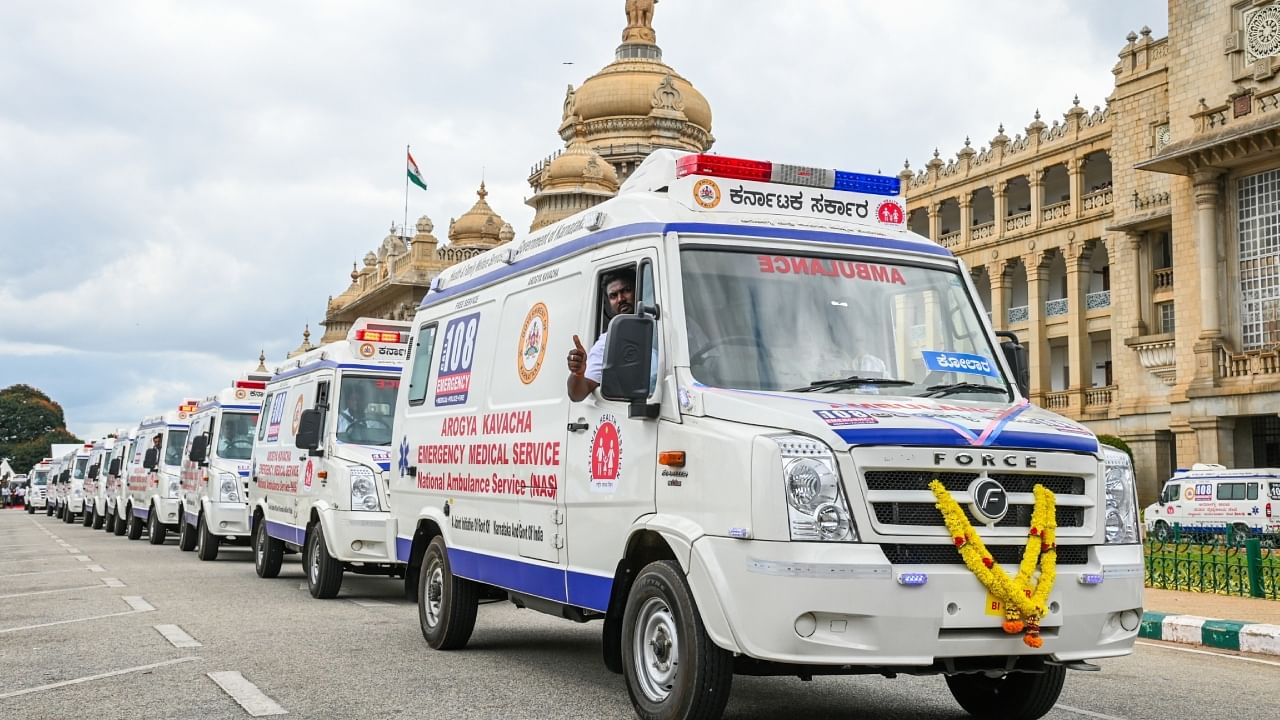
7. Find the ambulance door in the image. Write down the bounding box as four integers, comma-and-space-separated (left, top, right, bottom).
286, 377, 320, 540
493, 269, 580, 565
563, 252, 661, 607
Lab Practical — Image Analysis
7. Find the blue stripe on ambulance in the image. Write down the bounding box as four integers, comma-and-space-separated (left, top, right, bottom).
266, 519, 306, 546
270, 361, 401, 383
831, 427, 1099, 454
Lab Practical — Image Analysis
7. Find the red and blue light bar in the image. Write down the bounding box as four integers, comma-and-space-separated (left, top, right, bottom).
675, 154, 901, 197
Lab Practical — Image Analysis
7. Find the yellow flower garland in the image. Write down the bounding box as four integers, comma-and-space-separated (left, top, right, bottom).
929, 479, 1057, 648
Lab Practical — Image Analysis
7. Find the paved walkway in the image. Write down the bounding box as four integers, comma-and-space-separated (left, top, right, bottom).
1144, 587, 1280, 625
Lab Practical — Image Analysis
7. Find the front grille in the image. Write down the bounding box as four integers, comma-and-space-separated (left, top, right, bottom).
881, 543, 1089, 565
872, 503, 1084, 528
988, 473, 1084, 495
863, 470, 1085, 496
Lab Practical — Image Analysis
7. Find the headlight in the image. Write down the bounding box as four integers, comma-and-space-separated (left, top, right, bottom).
167, 480, 181, 499
1102, 446, 1140, 544
219, 473, 239, 502
73, 489, 83, 498
773, 435, 858, 542
349, 466, 379, 511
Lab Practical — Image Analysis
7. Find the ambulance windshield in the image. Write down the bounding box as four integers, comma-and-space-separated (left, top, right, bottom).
73, 458, 88, 479
680, 249, 1010, 398
217, 412, 258, 460
32, 471, 47, 485
336, 376, 399, 446
164, 430, 188, 467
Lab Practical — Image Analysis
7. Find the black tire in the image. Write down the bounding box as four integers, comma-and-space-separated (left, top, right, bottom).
147, 505, 167, 545
196, 513, 220, 561
945, 665, 1066, 720
253, 517, 283, 579
178, 512, 197, 552
621, 560, 733, 720
104, 510, 116, 533
92, 508, 105, 529
126, 508, 144, 540
46, 503, 54, 516
1152, 520, 1171, 542
82, 507, 94, 527
26, 504, 34, 514
114, 509, 128, 536
305, 523, 345, 599
417, 536, 478, 650
62, 506, 73, 523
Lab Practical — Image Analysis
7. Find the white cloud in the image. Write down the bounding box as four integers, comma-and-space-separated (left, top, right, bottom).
0, 0, 1167, 434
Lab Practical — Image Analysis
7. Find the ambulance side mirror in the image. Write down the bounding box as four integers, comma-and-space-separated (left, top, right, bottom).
295, 409, 324, 455
189, 435, 209, 466
87, 464, 99, 480
143, 448, 159, 471
602, 314, 654, 404
996, 331, 1030, 397
107, 458, 121, 477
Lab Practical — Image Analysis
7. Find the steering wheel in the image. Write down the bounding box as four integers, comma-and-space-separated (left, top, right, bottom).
690, 335, 759, 365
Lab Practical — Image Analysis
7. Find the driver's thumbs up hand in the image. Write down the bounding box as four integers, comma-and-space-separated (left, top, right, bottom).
567, 335, 586, 376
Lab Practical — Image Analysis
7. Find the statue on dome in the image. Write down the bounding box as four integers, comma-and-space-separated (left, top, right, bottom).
623, 0, 658, 43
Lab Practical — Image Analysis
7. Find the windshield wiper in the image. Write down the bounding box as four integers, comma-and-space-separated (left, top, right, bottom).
920, 382, 1009, 399
789, 376, 915, 393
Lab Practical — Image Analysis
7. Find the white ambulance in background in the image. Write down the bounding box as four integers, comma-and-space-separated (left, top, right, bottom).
388, 150, 1144, 720
24, 458, 52, 514
100, 429, 135, 534
248, 319, 409, 598
48, 443, 80, 518
1145, 464, 1280, 541
178, 376, 267, 560
82, 436, 116, 528
123, 404, 193, 543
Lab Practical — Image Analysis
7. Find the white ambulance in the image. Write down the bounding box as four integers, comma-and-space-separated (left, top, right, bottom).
123, 404, 193, 543
82, 435, 116, 528
100, 429, 135, 534
248, 319, 409, 598
387, 150, 1144, 720
25, 458, 51, 513
61, 443, 92, 524
48, 443, 80, 518
178, 377, 267, 560
24, 458, 51, 514
1144, 464, 1280, 541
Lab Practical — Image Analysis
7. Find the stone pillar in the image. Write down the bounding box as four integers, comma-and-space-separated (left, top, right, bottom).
928, 202, 941, 242
1190, 417, 1237, 467
1125, 231, 1148, 336
1193, 171, 1223, 339
994, 183, 1008, 241
1025, 253, 1050, 400
1030, 172, 1044, 230
1068, 157, 1084, 219
990, 263, 1009, 332
1066, 246, 1092, 410
960, 195, 973, 248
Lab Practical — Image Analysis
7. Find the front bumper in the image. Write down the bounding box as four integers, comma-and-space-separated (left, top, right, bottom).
68, 497, 84, 513
139, 496, 182, 526
686, 537, 1143, 667
29, 495, 47, 509
198, 501, 251, 538
320, 508, 399, 564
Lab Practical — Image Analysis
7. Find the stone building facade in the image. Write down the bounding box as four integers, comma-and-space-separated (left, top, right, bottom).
317, 0, 713, 340
906, 0, 1280, 501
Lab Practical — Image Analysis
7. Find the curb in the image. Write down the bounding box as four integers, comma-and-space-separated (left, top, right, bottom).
1141, 611, 1280, 656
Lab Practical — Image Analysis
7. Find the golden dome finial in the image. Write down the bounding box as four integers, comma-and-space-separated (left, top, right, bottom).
256, 350, 267, 373
477, 181, 487, 200
623, 0, 658, 44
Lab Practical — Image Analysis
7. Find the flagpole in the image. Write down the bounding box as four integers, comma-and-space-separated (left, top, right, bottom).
403, 144, 410, 240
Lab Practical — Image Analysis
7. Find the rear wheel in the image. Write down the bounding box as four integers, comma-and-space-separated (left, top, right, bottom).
305, 523, 344, 599
196, 514, 220, 561
1152, 520, 1171, 542
178, 512, 197, 551
418, 536, 478, 650
621, 560, 733, 720
126, 507, 143, 540
147, 505, 167, 545
253, 517, 283, 578
945, 665, 1066, 720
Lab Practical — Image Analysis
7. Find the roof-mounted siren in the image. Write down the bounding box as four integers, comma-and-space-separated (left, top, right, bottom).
233, 378, 268, 390
674, 154, 902, 196
428, 275, 447, 294
348, 317, 412, 345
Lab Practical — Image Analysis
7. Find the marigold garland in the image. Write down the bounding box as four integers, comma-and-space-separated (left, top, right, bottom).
929, 479, 1057, 648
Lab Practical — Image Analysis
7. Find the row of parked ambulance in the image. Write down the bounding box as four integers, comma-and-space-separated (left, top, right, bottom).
17, 150, 1163, 720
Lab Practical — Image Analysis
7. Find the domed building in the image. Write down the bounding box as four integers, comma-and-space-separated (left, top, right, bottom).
315, 0, 716, 341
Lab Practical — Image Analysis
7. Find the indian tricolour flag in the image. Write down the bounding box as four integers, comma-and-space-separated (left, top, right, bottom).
407, 150, 428, 191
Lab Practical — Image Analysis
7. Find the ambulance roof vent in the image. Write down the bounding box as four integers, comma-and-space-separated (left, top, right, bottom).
429, 275, 446, 294
1190, 463, 1227, 471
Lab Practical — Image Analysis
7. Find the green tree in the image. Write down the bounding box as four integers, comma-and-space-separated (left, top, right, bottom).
0, 385, 80, 472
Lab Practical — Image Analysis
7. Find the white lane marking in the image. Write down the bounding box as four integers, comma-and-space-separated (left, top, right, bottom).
101, 577, 126, 588
0, 568, 88, 579
347, 599, 391, 607
87, 564, 106, 573
298, 582, 308, 591
154, 624, 202, 648
1135, 639, 1280, 667
207, 671, 288, 717
0, 657, 201, 699
74, 555, 92, 562
0, 556, 77, 566
65, 547, 80, 553
1055, 704, 1129, 720
123, 596, 156, 612
0, 584, 109, 599
0, 603, 155, 633
0, 543, 54, 550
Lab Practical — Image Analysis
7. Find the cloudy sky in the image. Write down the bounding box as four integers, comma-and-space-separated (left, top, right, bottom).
0, 0, 1167, 441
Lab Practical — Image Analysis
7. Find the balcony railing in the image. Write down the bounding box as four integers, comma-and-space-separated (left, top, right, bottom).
1044, 391, 1070, 409
1005, 212, 1032, 233
1153, 267, 1174, 290
1218, 346, 1280, 378
1042, 201, 1070, 223
1045, 298, 1069, 317
1086, 290, 1111, 310
971, 221, 994, 242
1007, 305, 1030, 324
1085, 386, 1115, 407
938, 230, 961, 248
1082, 188, 1114, 211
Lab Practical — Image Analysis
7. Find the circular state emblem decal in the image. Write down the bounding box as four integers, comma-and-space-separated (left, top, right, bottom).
235, 388, 247, 400
876, 200, 905, 225
358, 342, 376, 358
692, 178, 722, 209
518, 302, 550, 385
291, 395, 306, 436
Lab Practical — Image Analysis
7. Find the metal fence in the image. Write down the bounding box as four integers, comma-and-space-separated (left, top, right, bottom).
1144, 526, 1280, 600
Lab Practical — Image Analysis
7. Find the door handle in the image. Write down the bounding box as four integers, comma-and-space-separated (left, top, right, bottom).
567, 422, 590, 433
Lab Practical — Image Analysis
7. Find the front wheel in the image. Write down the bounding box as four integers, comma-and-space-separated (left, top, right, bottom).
418, 536, 478, 650
147, 506, 167, 545
253, 518, 283, 578
178, 513, 197, 551
196, 514, 220, 561
1152, 520, 1171, 542
305, 524, 344, 599
126, 508, 144, 540
621, 560, 733, 720
945, 665, 1066, 720
92, 508, 105, 529
82, 507, 94, 527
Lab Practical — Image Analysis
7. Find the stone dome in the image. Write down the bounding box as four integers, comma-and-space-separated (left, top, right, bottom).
572, 63, 712, 133
448, 182, 507, 248
543, 141, 620, 193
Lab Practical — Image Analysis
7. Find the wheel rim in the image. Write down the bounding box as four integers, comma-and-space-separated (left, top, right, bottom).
424, 559, 444, 628
309, 535, 321, 584
197, 518, 204, 553
632, 596, 679, 703
255, 525, 264, 565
